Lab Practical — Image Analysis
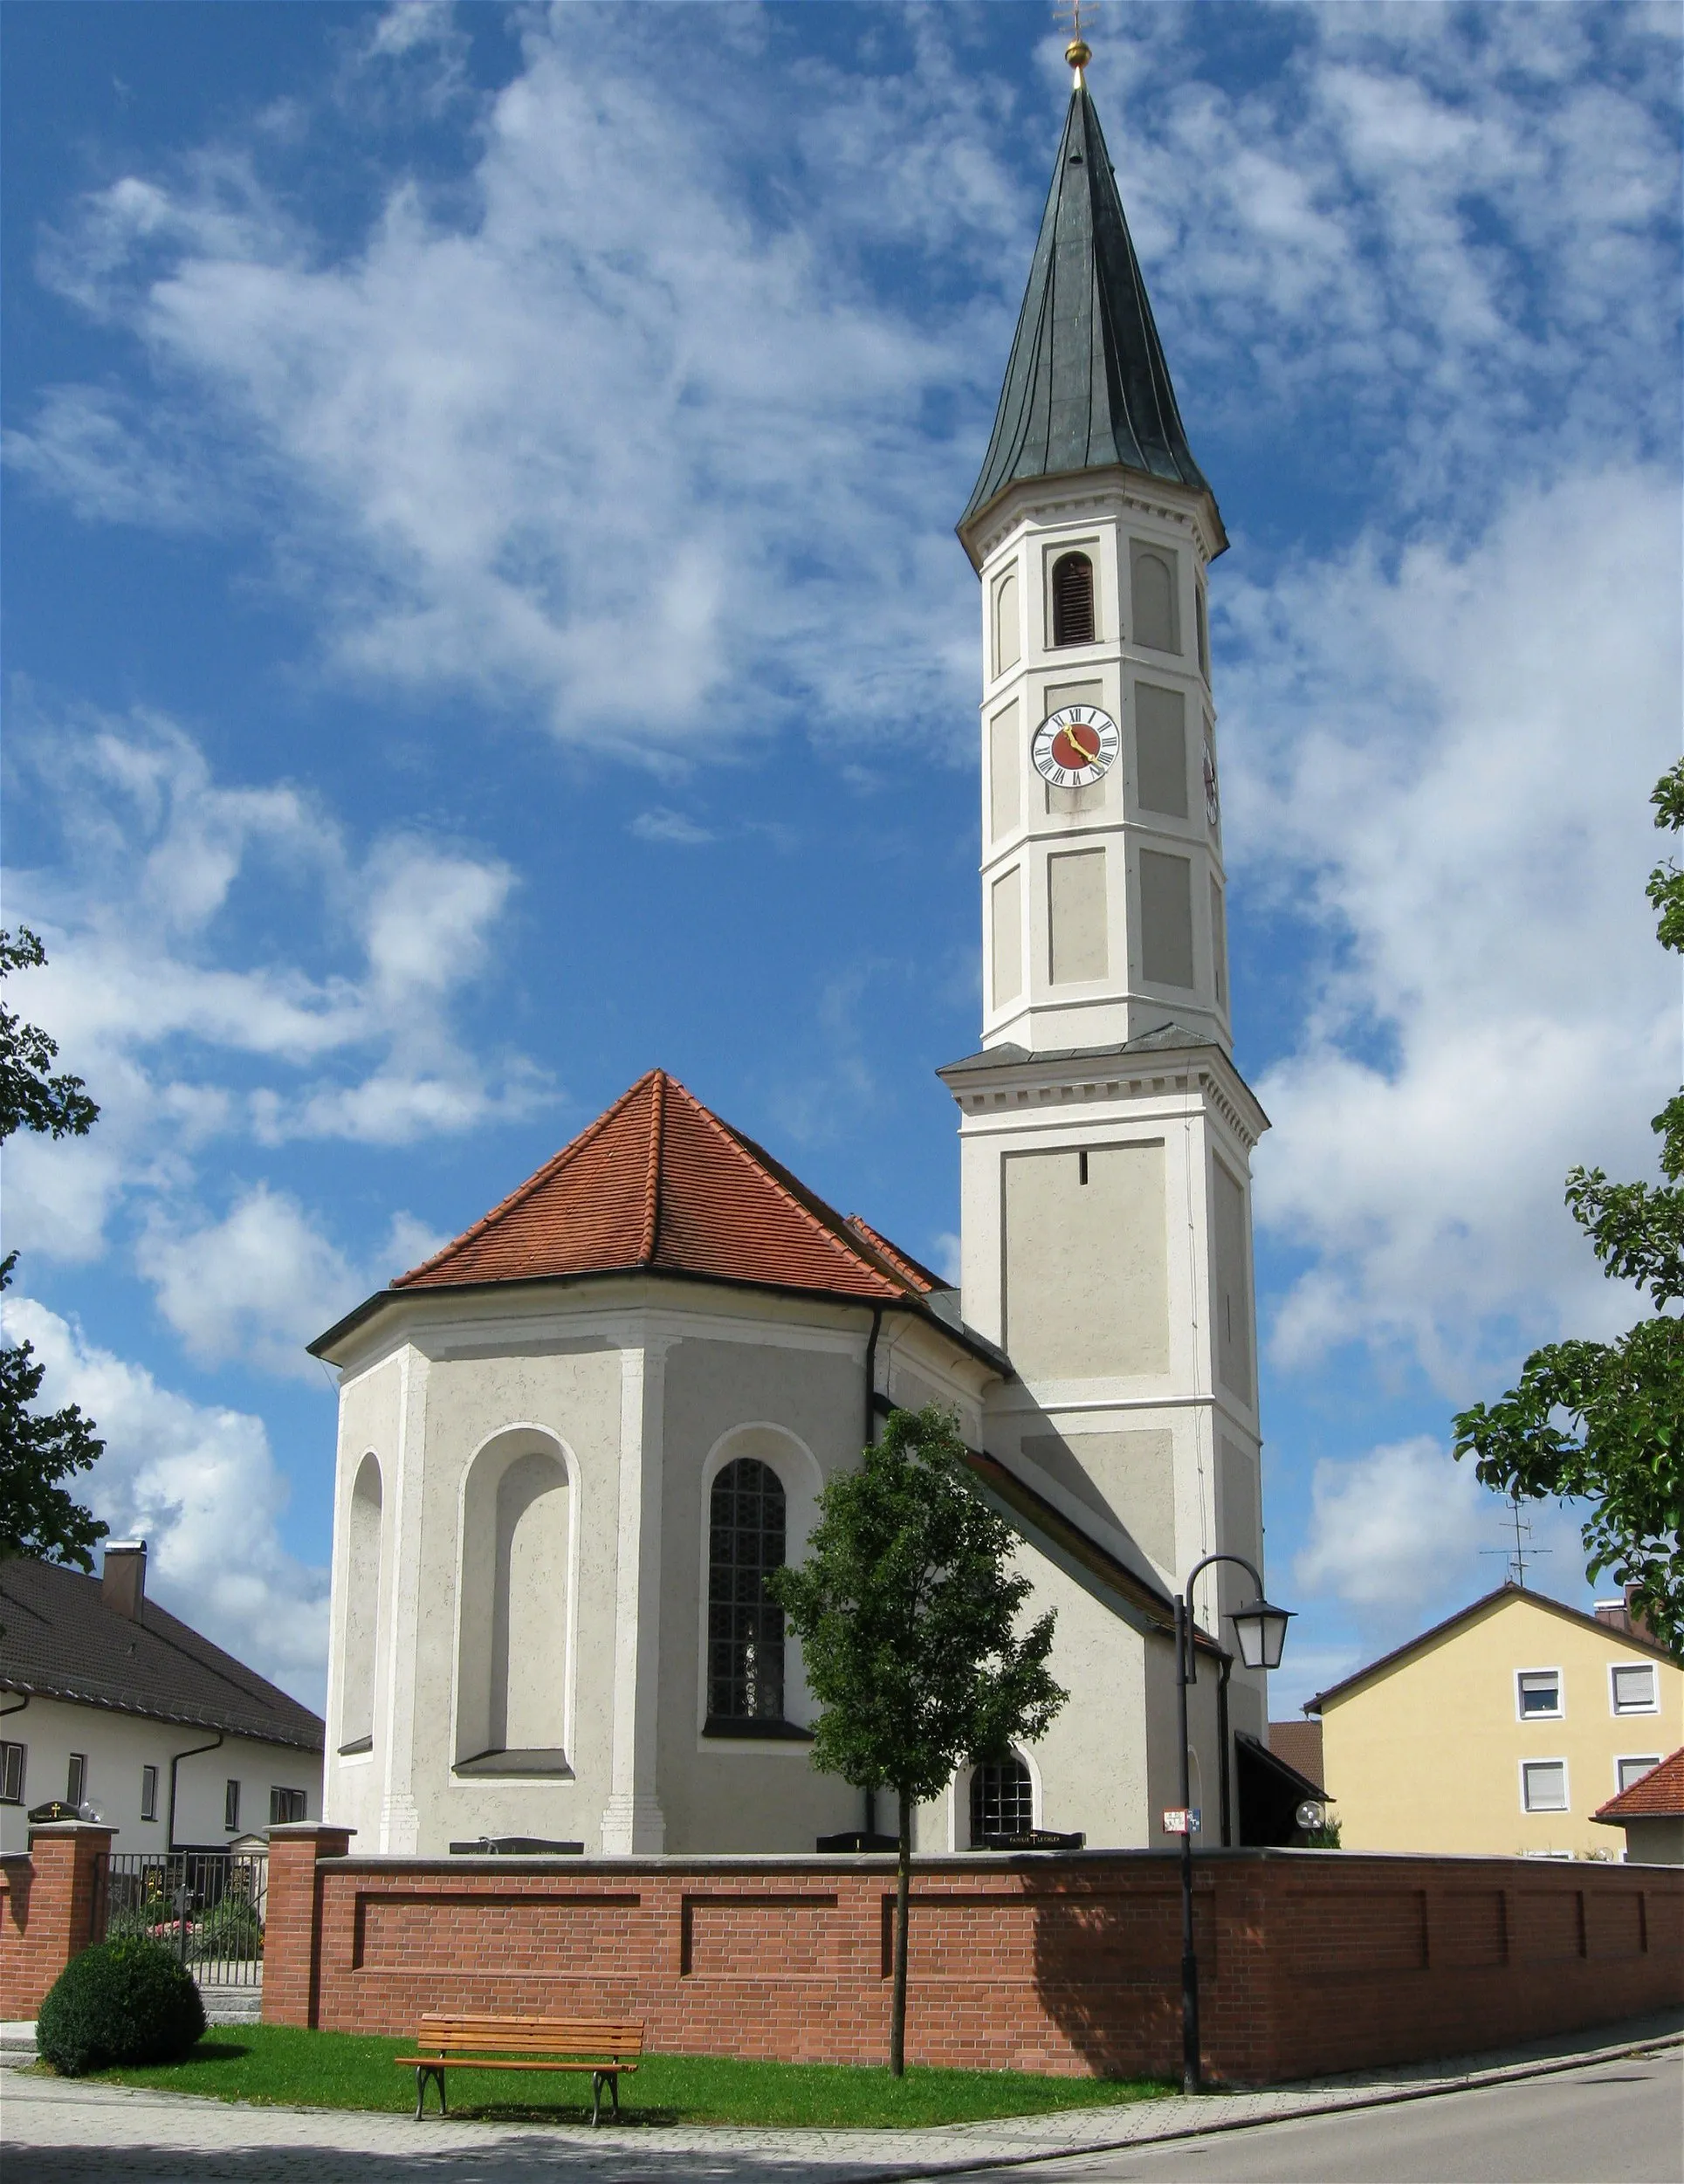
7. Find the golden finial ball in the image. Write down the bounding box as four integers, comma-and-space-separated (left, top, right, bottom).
1065, 37, 1091, 69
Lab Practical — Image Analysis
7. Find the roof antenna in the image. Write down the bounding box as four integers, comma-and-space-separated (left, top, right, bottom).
1481, 1489, 1551, 1589
1057, 0, 1096, 85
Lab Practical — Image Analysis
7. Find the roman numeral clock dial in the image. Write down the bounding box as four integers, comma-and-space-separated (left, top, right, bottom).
1032, 704, 1120, 790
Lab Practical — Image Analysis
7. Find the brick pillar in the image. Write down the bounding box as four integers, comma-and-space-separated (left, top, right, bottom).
263, 1823, 352, 2028
0, 1823, 117, 2021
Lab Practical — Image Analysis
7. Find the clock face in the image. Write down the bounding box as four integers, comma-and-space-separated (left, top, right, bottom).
1033, 704, 1119, 790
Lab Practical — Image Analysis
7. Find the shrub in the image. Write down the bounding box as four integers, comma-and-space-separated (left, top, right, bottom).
37, 1936, 206, 2075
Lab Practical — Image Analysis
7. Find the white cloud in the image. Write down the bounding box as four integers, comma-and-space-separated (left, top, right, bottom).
135, 1189, 441, 1377
3, 1292, 329, 1707
8, 10, 1674, 766
3, 708, 544, 1266
629, 809, 718, 847
1294, 1436, 1490, 1612
1236, 465, 1681, 1390
1284, 1432, 1595, 1703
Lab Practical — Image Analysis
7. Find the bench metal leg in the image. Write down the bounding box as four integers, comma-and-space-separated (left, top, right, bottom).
591, 2071, 604, 2126
415, 2064, 446, 2119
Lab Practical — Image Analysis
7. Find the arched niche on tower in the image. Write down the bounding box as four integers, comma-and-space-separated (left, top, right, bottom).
454, 1425, 574, 1773
340, 1451, 383, 1753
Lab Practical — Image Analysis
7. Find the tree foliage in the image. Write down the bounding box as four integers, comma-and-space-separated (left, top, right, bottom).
1454, 764, 1684, 1654
0, 928, 99, 1143
769, 1404, 1066, 2073
0, 927, 107, 1569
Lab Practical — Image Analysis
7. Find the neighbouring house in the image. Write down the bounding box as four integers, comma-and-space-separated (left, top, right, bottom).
1306, 1583, 1683, 1858
1268, 1717, 1324, 1790
308, 69, 1297, 1865
1594, 1747, 1684, 1865
0, 1543, 324, 1858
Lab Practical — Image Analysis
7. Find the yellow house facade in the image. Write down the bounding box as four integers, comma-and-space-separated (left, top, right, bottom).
1308, 1584, 1683, 1858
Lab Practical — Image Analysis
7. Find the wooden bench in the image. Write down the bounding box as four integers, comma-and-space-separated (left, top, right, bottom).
395, 2013, 644, 2124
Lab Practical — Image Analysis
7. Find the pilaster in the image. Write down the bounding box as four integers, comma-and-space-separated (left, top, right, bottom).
378, 1343, 427, 1855
601, 1333, 674, 1855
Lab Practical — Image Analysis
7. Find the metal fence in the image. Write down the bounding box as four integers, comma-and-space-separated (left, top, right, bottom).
97, 1851, 268, 1988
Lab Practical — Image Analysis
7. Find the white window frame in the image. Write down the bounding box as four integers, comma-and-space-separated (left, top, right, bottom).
1520, 1756, 1570, 1814
1515, 1666, 1564, 1721
223, 1778, 240, 1831
0, 1741, 24, 1803
1609, 1661, 1659, 1716
1614, 1754, 1662, 1796
66, 1752, 87, 1807
140, 1763, 158, 1822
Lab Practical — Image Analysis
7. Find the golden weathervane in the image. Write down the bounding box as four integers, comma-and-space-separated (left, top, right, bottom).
1057, 0, 1097, 79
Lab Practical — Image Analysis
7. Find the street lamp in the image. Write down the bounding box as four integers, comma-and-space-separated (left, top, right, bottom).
1172, 1551, 1293, 2096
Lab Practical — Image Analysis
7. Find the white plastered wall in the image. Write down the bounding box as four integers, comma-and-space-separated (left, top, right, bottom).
0, 1695, 319, 1857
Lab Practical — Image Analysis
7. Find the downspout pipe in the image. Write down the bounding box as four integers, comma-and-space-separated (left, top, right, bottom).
862, 1303, 883, 1844
863, 1305, 883, 1453
167, 1732, 224, 1853
1217, 1654, 1233, 1847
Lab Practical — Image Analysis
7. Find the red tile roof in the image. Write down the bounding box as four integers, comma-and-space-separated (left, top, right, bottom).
393, 1070, 931, 1306
1593, 1747, 1684, 1823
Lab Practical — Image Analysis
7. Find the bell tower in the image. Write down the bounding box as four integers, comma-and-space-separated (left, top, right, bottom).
940, 47, 1273, 1743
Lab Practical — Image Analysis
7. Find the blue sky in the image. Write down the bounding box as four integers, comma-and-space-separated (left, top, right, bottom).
3, 1, 1680, 1717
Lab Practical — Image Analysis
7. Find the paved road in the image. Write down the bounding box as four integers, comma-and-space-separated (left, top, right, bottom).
3, 2036, 1680, 2184
955, 2048, 1684, 2184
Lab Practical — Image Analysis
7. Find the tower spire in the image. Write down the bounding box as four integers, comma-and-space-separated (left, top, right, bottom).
959, 66, 1221, 558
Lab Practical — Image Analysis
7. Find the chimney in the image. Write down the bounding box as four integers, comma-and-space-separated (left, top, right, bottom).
102, 1540, 148, 1620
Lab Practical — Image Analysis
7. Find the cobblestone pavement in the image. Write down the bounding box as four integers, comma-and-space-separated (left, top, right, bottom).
3, 2016, 1679, 2184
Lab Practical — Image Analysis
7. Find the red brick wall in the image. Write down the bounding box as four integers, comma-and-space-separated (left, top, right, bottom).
0, 1824, 115, 2020
264, 1845, 1683, 2084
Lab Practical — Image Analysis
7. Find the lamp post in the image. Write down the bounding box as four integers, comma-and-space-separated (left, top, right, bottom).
1173, 1551, 1292, 2095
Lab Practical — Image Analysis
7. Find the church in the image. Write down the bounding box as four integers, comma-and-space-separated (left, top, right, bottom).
310, 51, 1282, 1862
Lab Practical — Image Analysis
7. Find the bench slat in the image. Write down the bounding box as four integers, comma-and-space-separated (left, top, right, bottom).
417, 2019, 641, 2042
395, 2057, 640, 2074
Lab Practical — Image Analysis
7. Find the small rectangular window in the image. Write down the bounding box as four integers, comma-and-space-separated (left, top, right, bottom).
141, 1764, 159, 1823
0, 1742, 24, 1803
223, 1779, 241, 1831
269, 1786, 307, 1825
1516, 1670, 1562, 1719
66, 1753, 87, 1807
1616, 1755, 1660, 1796
1522, 1760, 1569, 1813
1611, 1663, 1658, 1714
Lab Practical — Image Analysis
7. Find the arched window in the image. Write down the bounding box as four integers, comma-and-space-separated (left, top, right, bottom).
340, 1453, 382, 1752
970, 1755, 1035, 1846
1051, 553, 1095, 647
708, 1458, 787, 1725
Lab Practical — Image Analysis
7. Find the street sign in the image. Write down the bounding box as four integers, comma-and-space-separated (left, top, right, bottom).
1163, 1807, 1201, 1835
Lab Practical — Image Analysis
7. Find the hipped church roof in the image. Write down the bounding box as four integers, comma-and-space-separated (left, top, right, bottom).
960, 83, 1218, 543
386, 1068, 946, 1310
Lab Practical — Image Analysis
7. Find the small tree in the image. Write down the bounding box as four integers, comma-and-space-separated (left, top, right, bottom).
769, 1404, 1065, 2075
1454, 765, 1684, 1654
0, 928, 107, 1570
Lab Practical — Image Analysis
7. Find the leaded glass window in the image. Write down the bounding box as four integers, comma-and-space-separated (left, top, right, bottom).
708, 1459, 787, 1723
970, 1756, 1034, 1845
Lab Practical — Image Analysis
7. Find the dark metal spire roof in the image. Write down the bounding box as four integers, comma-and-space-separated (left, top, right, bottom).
960, 85, 1217, 539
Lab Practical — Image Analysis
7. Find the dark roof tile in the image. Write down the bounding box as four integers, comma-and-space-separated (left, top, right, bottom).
0, 1557, 323, 1751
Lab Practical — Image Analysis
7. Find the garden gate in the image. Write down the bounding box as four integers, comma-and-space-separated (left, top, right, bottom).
97, 1849, 268, 1995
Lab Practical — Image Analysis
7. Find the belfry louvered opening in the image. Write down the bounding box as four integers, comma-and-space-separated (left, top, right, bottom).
1051, 553, 1096, 647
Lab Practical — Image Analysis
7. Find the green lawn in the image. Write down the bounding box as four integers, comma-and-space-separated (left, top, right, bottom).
78, 2023, 1172, 2128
